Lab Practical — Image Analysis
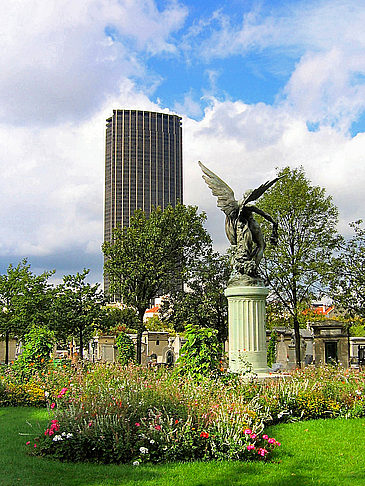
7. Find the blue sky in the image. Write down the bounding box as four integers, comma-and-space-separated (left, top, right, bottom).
0, 0, 365, 284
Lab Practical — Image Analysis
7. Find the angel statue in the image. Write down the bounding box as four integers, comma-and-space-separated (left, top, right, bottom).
198, 161, 282, 286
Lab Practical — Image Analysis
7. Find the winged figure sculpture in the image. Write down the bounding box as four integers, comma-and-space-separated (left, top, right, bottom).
198, 161, 282, 285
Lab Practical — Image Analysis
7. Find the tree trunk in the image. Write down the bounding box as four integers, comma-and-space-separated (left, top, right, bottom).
293, 315, 301, 368
136, 309, 146, 365
79, 328, 83, 360
5, 330, 9, 365
136, 328, 143, 364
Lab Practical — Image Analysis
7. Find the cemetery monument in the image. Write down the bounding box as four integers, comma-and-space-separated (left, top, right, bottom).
198, 161, 282, 373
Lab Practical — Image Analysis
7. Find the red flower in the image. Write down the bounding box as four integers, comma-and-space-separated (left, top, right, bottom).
135, 422, 141, 427
155, 425, 161, 431
200, 431, 209, 438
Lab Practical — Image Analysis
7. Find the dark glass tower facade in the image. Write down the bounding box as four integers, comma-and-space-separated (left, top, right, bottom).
104, 109, 183, 290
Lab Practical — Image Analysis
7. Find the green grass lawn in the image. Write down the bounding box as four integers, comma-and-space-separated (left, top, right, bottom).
1, 407, 364, 486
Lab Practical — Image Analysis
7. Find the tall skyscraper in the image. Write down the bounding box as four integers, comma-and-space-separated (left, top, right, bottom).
104, 109, 183, 291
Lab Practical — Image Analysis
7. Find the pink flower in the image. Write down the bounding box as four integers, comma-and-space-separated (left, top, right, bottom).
247, 445, 255, 451
258, 447, 268, 456
50, 402, 56, 409
135, 422, 140, 427
88, 422, 93, 427
275, 441, 281, 446
155, 425, 161, 431
34, 444, 37, 448
250, 433, 257, 439
243, 429, 252, 435
268, 438, 276, 444
57, 387, 68, 398
44, 429, 49, 436
26, 441, 30, 445
262, 434, 268, 440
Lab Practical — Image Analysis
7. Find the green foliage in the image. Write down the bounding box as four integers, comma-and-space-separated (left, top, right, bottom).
160, 251, 230, 342
0, 259, 54, 363
330, 221, 365, 320
115, 332, 135, 365
144, 315, 174, 334
52, 269, 104, 359
13, 326, 55, 379
0, 381, 46, 407
175, 324, 223, 380
350, 324, 365, 337
102, 203, 212, 362
257, 166, 341, 365
98, 306, 139, 335
267, 330, 277, 368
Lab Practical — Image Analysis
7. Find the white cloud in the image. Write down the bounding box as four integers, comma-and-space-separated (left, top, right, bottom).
0, 80, 163, 260
0, 0, 187, 126
183, 98, 365, 252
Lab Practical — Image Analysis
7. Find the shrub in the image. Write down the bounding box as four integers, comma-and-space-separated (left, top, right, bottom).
115, 331, 135, 365
175, 324, 223, 380
267, 330, 277, 367
13, 326, 55, 379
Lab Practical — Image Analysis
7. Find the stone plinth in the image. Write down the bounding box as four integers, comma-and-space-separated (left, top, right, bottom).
225, 285, 269, 374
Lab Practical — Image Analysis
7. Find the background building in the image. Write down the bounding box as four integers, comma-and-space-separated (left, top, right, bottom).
104, 109, 183, 291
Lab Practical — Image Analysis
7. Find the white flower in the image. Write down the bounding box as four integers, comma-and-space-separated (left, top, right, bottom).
66, 433, 73, 439
61, 432, 66, 437
44, 391, 49, 398
139, 447, 149, 454
150, 439, 155, 444
133, 461, 140, 466
52, 435, 63, 442
356, 389, 362, 395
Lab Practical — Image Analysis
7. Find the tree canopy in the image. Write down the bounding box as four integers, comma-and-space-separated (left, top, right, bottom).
102, 203, 212, 363
160, 250, 230, 343
52, 269, 104, 359
330, 220, 365, 320
257, 166, 341, 366
0, 259, 54, 364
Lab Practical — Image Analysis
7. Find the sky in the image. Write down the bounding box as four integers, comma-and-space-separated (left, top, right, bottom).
1, 0, 365, 285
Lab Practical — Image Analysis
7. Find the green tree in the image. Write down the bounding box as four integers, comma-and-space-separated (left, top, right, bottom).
102, 203, 212, 363
257, 166, 341, 366
160, 251, 230, 343
330, 220, 365, 320
0, 259, 54, 364
53, 269, 104, 359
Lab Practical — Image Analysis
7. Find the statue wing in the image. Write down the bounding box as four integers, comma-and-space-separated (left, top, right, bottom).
242, 175, 285, 205
198, 161, 238, 216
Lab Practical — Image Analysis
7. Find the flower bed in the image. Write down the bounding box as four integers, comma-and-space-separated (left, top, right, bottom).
2, 363, 365, 464
29, 365, 278, 463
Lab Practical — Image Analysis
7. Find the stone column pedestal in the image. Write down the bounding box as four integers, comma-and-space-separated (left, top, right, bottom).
225, 285, 269, 374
